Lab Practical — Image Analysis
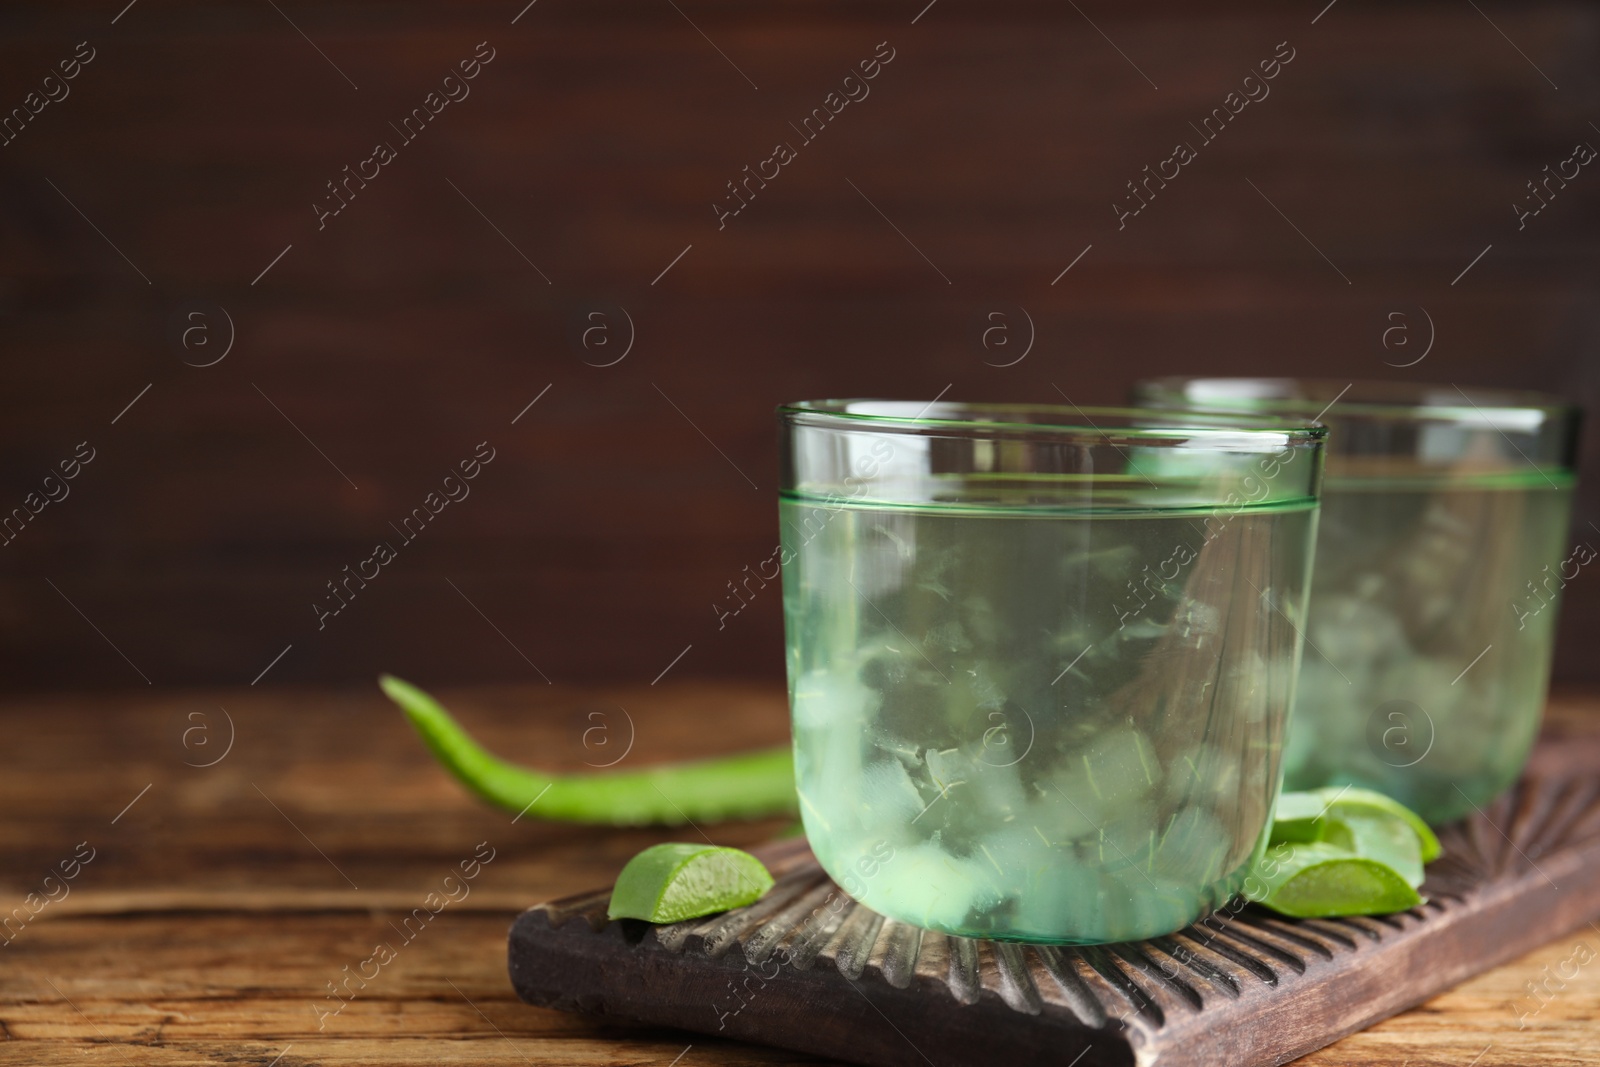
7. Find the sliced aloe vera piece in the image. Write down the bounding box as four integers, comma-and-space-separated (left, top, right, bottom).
1269, 790, 1329, 843
1271, 791, 1328, 823
1268, 809, 1326, 846
1323, 812, 1424, 888
1319, 787, 1442, 863
1318, 790, 1446, 863
1246, 842, 1423, 918
607, 843, 774, 923
1268, 787, 1441, 863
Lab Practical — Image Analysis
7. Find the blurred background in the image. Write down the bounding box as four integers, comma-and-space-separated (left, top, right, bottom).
1, 0, 1596, 692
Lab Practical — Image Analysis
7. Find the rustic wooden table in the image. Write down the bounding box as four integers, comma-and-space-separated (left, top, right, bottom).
3, 682, 1597, 1066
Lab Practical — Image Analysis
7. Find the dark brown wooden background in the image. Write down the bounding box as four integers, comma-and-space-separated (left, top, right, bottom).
1, 0, 1597, 692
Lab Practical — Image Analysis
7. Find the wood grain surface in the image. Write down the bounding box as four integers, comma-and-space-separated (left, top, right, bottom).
2, 682, 1598, 1065
0, 1, 1596, 691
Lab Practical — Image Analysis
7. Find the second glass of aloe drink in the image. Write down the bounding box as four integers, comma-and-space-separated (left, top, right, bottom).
1136, 379, 1580, 825
778, 400, 1325, 944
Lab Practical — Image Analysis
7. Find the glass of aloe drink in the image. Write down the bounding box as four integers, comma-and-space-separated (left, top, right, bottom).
777, 400, 1326, 944
1135, 380, 1581, 825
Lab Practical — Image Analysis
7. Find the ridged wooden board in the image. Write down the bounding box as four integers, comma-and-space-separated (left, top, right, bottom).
509, 771, 1600, 1067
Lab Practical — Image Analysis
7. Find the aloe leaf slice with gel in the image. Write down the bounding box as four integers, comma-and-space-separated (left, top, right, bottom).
1246, 842, 1424, 918
608, 843, 775, 923
1270, 786, 1441, 862
1254, 788, 1438, 916
1322, 811, 1425, 888
1267, 790, 1330, 845
1321, 788, 1442, 863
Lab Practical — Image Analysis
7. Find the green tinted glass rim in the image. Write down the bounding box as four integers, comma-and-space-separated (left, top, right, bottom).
779, 399, 1328, 445
1325, 470, 1577, 492
777, 487, 1322, 518
1138, 377, 1575, 423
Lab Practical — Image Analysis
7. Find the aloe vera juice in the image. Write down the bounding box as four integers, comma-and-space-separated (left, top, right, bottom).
1282, 474, 1574, 822
781, 492, 1319, 944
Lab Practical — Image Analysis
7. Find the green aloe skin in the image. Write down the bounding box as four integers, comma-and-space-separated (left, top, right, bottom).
380, 676, 796, 825
607, 843, 775, 923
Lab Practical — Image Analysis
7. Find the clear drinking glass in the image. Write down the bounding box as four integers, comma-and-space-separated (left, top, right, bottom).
778, 400, 1326, 944
1135, 379, 1581, 825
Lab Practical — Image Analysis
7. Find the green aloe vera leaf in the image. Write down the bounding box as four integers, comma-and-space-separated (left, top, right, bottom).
1269, 790, 1336, 845
1268, 814, 1326, 846
380, 675, 796, 825
1268, 787, 1441, 864
1271, 790, 1328, 824
1316, 786, 1442, 862
1322, 812, 1425, 888
1246, 842, 1423, 918
607, 843, 775, 923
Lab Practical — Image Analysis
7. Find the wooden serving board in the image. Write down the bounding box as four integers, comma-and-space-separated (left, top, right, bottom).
509, 769, 1600, 1067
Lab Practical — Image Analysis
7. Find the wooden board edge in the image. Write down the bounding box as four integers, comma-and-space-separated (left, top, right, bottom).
1151, 833, 1600, 1067
508, 909, 1136, 1067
